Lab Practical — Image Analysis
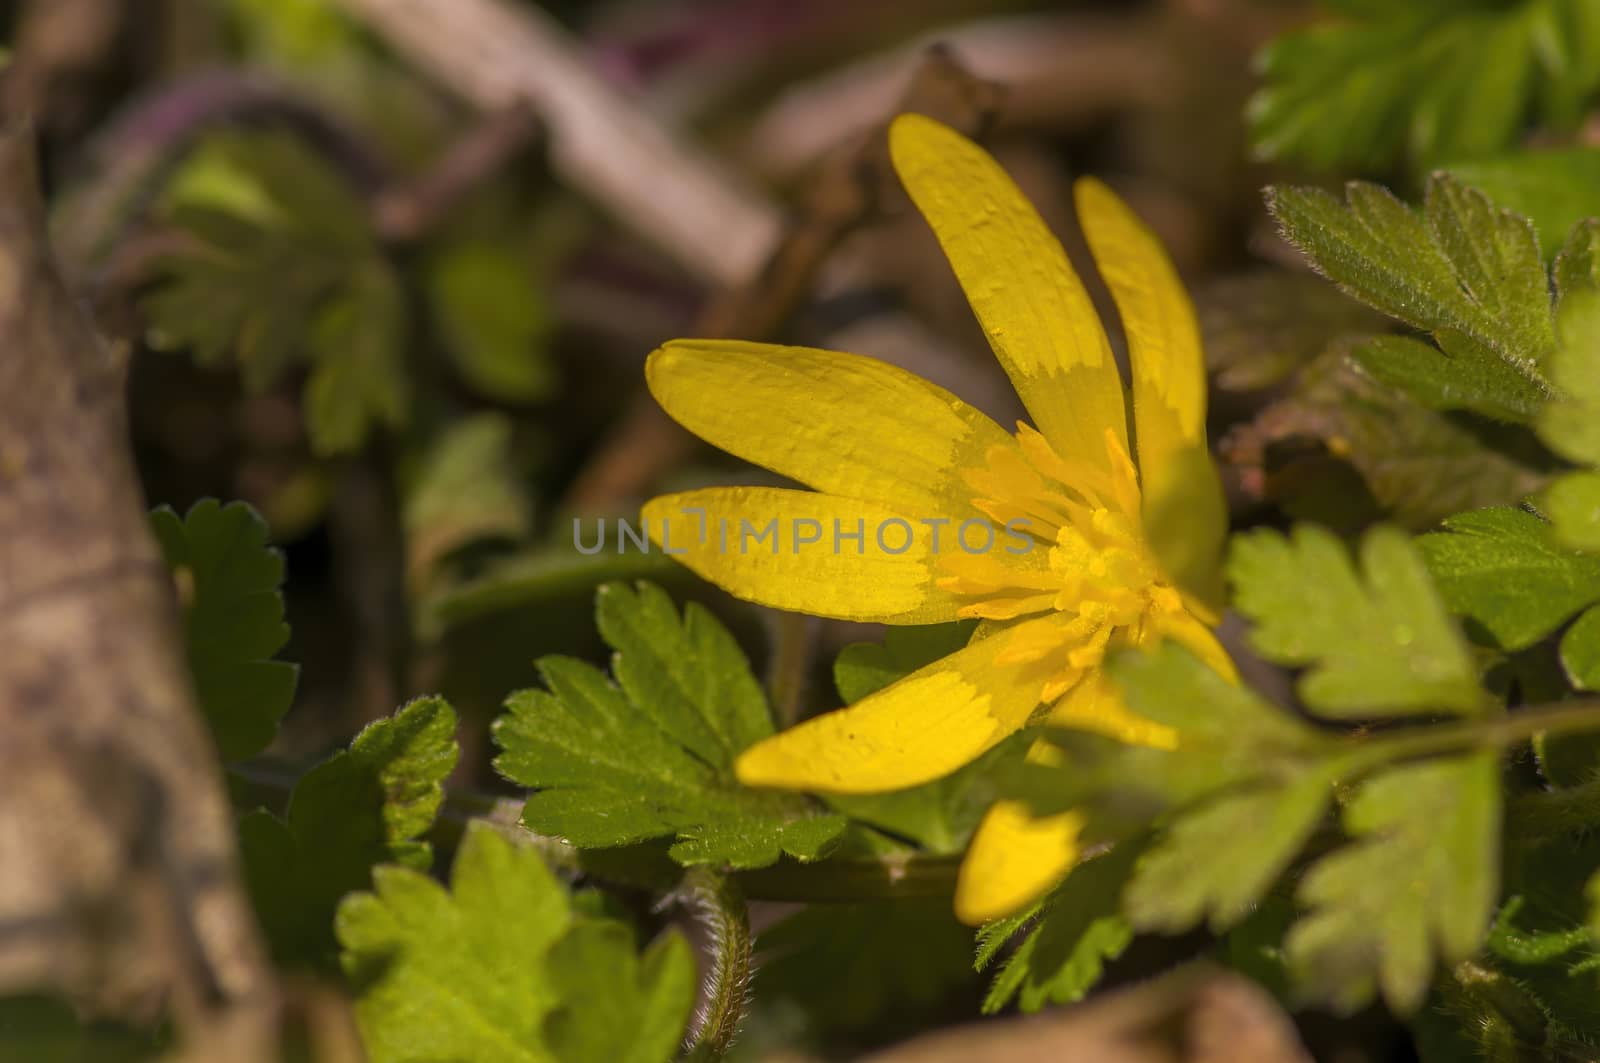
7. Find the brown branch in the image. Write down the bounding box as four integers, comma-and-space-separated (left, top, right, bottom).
562, 44, 1002, 511
0, 124, 276, 1052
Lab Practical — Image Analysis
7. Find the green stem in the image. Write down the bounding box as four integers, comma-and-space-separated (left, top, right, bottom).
1330, 699, 1600, 779
676, 869, 751, 1062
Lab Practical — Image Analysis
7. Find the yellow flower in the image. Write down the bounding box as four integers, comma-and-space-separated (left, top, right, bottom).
641, 114, 1232, 924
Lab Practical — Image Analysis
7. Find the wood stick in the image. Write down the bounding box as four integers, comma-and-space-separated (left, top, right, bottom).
330, 0, 781, 287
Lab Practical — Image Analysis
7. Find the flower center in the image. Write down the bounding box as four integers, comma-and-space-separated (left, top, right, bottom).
937, 423, 1187, 698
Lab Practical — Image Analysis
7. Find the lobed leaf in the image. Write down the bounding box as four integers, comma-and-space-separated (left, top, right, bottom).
1230, 525, 1484, 717
1287, 753, 1501, 1014
337, 824, 692, 1063
150, 499, 297, 762
239, 696, 457, 969
493, 582, 845, 868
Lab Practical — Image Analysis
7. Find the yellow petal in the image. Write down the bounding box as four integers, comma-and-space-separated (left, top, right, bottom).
1073, 178, 1206, 478
1047, 665, 1177, 750
956, 738, 1084, 924
643, 487, 965, 623
1074, 179, 1227, 611
735, 615, 1064, 793
888, 115, 1129, 470
647, 339, 1016, 515
1149, 607, 1238, 684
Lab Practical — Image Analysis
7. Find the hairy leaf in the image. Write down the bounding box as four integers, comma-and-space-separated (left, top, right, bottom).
1267, 176, 1553, 420
1418, 507, 1600, 651
494, 582, 845, 867
1230, 525, 1484, 717
150, 499, 297, 762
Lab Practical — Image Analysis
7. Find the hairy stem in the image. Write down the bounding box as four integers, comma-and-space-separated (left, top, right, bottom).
675, 869, 751, 1061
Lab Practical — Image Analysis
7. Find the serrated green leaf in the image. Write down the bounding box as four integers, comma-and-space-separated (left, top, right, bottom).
150, 499, 297, 762
1267, 176, 1554, 420
1351, 333, 1547, 423
1230, 525, 1484, 717
1417, 507, 1600, 651
427, 239, 556, 402
337, 825, 570, 1063
1562, 605, 1600, 690
1544, 471, 1600, 553
757, 900, 975, 1032
240, 696, 457, 968
543, 922, 696, 1063
1250, 1, 1600, 173
1449, 149, 1600, 259
975, 844, 1139, 1015
1287, 752, 1501, 1014
493, 582, 845, 868
339, 825, 694, 1063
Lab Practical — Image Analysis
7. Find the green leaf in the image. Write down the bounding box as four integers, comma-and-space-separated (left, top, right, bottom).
1123, 776, 1331, 936
1545, 472, 1600, 553
338, 825, 694, 1063
1417, 507, 1600, 651
1555, 218, 1600, 300
427, 238, 556, 402
1561, 604, 1600, 690
141, 131, 409, 454
1351, 334, 1548, 423
1250, 0, 1600, 173
1267, 176, 1554, 420
150, 499, 296, 762
338, 825, 569, 1063
1448, 148, 1600, 259
493, 582, 846, 867
975, 844, 1139, 1015
1286, 752, 1501, 1014
757, 900, 976, 1032
240, 696, 457, 968
303, 259, 410, 455
543, 922, 696, 1063
1229, 525, 1484, 717
1539, 287, 1600, 466
403, 414, 532, 591
833, 621, 976, 703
